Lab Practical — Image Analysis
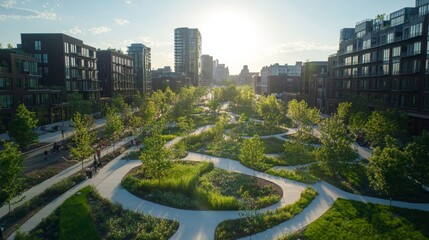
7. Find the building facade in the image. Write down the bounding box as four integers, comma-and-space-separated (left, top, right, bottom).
0, 49, 64, 128
127, 43, 151, 97
151, 66, 190, 92
326, 0, 429, 133
97, 49, 135, 100
174, 27, 202, 86
301, 61, 328, 110
258, 62, 302, 95
21, 33, 99, 102
201, 54, 213, 85
213, 59, 229, 84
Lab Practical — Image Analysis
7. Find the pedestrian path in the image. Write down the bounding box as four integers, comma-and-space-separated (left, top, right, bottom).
0, 134, 130, 219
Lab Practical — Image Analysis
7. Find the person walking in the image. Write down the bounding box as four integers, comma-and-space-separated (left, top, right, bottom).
96, 149, 101, 161
44, 150, 48, 160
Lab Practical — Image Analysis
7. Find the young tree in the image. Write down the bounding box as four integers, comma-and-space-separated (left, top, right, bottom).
139, 122, 171, 182
405, 131, 429, 188
132, 90, 143, 108
287, 99, 320, 142
337, 102, 352, 123
208, 98, 221, 115
70, 112, 94, 169
239, 135, 265, 168
368, 146, 414, 198
315, 115, 357, 176
0, 141, 24, 212
129, 114, 143, 136
257, 95, 283, 134
364, 110, 408, 148
348, 111, 368, 140
177, 116, 195, 134
104, 107, 125, 143
234, 86, 254, 108
9, 103, 38, 148
140, 98, 157, 131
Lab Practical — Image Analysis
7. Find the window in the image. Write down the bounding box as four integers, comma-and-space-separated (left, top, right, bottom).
383, 64, 389, 74
346, 45, 353, 53
345, 57, 352, 65
393, 46, 401, 57
413, 42, 421, 54
34, 54, 42, 63
352, 55, 359, 65
64, 42, 69, 53
35, 40, 41, 50
410, 23, 422, 37
362, 53, 371, 63
363, 39, 371, 49
392, 62, 400, 75
0, 77, 11, 89
43, 54, 48, 63
0, 95, 12, 109
387, 33, 395, 43
39, 94, 49, 104
383, 49, 390, 61
362, 66, 369, 76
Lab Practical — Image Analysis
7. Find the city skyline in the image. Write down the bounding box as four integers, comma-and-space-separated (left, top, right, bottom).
0, 0, 414, 74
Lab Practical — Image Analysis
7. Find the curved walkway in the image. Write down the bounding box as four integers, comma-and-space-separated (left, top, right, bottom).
10, 123, 429, 240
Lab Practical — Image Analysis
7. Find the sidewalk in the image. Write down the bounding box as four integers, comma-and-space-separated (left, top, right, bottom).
0, 134, 130, 219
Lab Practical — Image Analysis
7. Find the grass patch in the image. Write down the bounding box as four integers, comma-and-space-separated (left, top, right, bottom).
262, 137, 285, 154
16, 186, 178, 240
122, 162, 281, 210
228, 105, 259, 118
59, 187, 98, 239
279, 141, 315, 166
215, 188, 318, 239
267, 168, 319, 184
280, 199, 429, 240
239, 124, 286, 137
282, 133, 321, 145
1, 172, 86, 238
191, 114, 218, 127
191, 106, 206, 114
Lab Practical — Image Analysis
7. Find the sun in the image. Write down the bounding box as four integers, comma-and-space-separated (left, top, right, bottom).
201, 10, 260, 65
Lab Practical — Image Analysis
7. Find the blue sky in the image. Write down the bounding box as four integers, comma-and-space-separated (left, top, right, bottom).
0, 0, 414, 74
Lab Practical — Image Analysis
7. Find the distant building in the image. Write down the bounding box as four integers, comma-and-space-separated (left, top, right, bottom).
21, 33, 99, 120
151, 66, 190, 92
326, 0, 429, 133
127, 43, 151, 97
97, 49, 135, 100
201, 54, 213, 85
174, 27, 202, 86
239, 65, 259, 85
213, 59, 229, 84
252, 75, 262, 94
300, 61, 328, 110
0, 49, 64, 127
258, 62, 302, 95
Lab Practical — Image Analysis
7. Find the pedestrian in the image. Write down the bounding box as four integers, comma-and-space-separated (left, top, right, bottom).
93, 159, 98, 173
136, 139, 140, 149
44, 150, 48, 160
62, 129, 65, 139
97, 149, 101, 161
94, 153, 97, 162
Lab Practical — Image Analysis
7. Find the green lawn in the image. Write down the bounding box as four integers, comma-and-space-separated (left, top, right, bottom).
281, 199, 429, 240
262, 137, 285, 154
215, 188, 318, 240
228, 105, 259, 118
16, 186, 178, 240
267, 168, 319, 184
122, 162, 281, 210
191, 114, 219, 127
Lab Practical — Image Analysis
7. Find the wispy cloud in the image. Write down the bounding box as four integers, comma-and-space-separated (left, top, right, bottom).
124, 0, 132, 4
0, 0, 58, 21
138, 36, 171, 47
67, 26, 82, 35
89, 26, 111, 35
274, 41, 337, 53
115, 18, 129, 26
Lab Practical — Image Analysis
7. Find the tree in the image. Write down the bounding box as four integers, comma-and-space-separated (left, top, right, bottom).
0, 141, 24, 212
364, 110, 408, 148
222, 85, 239, 101
70, 112, 94, 169
405, 131, 429, 188
208, 98, 221, 115
257, 95, 283, 134
315, 115, 357, 176
237, 188, 261, 240
139, 122, 172, 182
9, 103, 38, 148
287, 99, 320, 142
129, 114, 143, 136
234, 86, 254, 108
172, 87, 195, 118
368, 146, 414, 198
69, 92, 92, 115
140, 98, 157, 132
239, 135, 265, 168
337, 102, 352, 123
132, 90, 143, 108
348, 111, 368, 140
177, 116, 195, 134
104, 107, 125, 143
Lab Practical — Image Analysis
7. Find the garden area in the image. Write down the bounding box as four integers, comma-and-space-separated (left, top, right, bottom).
122, 161, 282, 210
15, 186, 178, 240
281, 199, 429, 240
